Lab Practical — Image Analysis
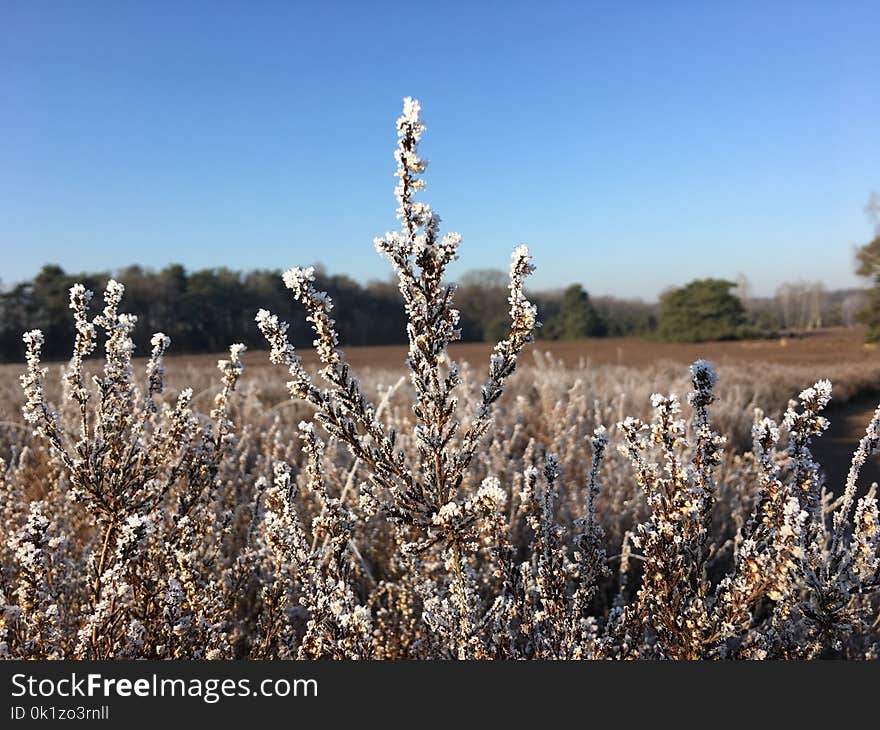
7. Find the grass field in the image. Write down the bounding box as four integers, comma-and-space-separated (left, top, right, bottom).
4, 326, 879, 486
147, 325, 880, 372
176, 326, 880, 490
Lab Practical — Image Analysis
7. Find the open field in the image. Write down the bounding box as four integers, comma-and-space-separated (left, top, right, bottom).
134, 325, 880, 373
3, 326, 880, 485
118, 327, 880, 487
3, 325, 879, 505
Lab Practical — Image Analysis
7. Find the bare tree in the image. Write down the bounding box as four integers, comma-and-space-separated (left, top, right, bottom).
734, 272, 753, 310
775, 281, 825, 330
841, 292, 867, 327
865, 190, 880, 234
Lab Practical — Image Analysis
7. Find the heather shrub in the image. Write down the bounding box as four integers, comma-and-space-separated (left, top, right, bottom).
4, 281, 248, 658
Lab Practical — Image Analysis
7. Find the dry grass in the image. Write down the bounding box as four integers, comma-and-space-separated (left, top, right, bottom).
153, 324, 880, 374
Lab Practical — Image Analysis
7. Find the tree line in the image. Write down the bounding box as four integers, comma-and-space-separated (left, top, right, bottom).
0, 262, 869, 362
0, 264, 656, 362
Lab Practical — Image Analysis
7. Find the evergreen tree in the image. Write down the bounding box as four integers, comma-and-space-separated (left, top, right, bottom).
658, 278, 746, 342
545, 284, 606, 339
856, 232, 880, 341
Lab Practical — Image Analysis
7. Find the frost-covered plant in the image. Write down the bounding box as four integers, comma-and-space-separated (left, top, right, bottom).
257, 97, 537, 657
259, 424, 372, 659
250, 98, 880, 659
7, 280, 247, 658
595, 362, 801, 658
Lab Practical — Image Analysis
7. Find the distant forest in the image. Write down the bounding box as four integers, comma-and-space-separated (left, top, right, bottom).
0, 263, 867, 362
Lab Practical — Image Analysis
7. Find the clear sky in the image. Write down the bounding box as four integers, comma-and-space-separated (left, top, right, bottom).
2, 0, 878, 300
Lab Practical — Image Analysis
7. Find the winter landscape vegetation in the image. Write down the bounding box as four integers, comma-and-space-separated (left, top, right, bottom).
3, 3, 879, 661
3, 96, 880, 659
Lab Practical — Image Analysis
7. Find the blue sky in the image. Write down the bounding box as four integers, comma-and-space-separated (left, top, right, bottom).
2, 0, 878, 300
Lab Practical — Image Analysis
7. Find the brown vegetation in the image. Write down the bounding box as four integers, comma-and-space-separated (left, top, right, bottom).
3, 100, 880, 660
